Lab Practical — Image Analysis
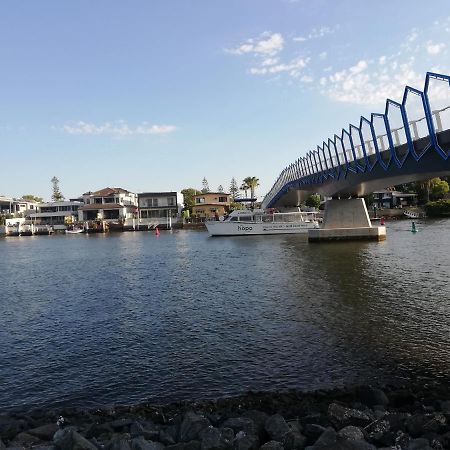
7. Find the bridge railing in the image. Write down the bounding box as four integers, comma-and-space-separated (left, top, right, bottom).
261, 72, 450, 209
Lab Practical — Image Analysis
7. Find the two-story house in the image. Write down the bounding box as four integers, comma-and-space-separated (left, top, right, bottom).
138, 192, 183, 228
29, 201, 83, 229
78, 187, 138, 222
192, 192, 231, 219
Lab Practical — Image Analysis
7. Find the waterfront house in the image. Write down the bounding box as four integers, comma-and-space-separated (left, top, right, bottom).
0, 196, 38, 216
373, 190, 418, 209
192, 192, 231, 219
78, 187, 138, 222
29, 201, 83, 230
138, 192, 183, 228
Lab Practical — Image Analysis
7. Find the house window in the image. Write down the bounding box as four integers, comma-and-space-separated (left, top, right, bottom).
95, 198, 102, 204
210, 208, 217, 213
196, 197, 205, 204
218, 197, 227, 203
147, 198, 158, 207
104, 198, 114, 203
196, 209, 204, 213
167, 197, 175, 206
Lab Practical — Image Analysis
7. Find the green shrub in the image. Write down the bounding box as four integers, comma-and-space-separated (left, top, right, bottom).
424, 199, 450, 217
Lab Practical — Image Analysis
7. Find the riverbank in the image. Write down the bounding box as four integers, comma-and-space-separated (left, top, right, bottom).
1, 383, 449, 450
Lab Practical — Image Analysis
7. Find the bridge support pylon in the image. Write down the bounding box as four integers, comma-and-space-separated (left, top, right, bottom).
308, 198, 386, 242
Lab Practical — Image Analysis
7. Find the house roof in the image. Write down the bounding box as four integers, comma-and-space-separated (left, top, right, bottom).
83, 187, 132, 196
138, 192, 177, 197
79, 203, 127, 210
194, 192, 230, 197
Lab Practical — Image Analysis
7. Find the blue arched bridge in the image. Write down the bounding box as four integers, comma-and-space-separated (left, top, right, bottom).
262, 72, 450, 209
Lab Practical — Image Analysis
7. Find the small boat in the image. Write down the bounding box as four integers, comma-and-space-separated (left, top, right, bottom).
403, 210, 424, 219
205, 208, 319, 236
65, 227, 85, 234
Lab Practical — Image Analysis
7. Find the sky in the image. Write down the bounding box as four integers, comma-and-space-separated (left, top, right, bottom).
1, 0, 450, 201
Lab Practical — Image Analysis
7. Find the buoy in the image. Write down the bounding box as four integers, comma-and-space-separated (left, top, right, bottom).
411, 221, 417, 233
155, 227, 160, 236
380, 217, 385, 226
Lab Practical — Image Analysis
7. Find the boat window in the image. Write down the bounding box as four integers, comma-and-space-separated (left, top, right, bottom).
230, 217, 238, 221
239, 216, 252, 221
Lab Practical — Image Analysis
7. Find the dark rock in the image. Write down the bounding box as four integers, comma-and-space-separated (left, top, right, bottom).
159, 430, 176, 446
54, 428, 98, 450
9, 431, 42, 446
260, 441, 284, 450
232, 431, 258, 450
85, 423, 114, 440
438, 401, 450, 414
130, 422, 160, 441
221, 419, 255, 436
200, 426, 233, 450
407, 437, 431, 450
337, 427, 364, 441
365, 419, 391, 446
110, 420, 135, 431
282, 430, 306, 450
406, 414, 447, 438
357, 387, 389, 408
105, 436, 132, 450
0, 417, 27, 441
131, 436, 165, 450
302, 425, 326, 443
166, 442, 200, 450
241, 411, 268, 438
327, 404, 371, 429
311, 427, 376, 450
179, 413, 210, 443
0, 438, 5, 450
265, 415, 290, 442
28, 423, 59, 441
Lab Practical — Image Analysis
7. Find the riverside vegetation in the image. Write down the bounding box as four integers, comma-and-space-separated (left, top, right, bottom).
1, 383, 449, 450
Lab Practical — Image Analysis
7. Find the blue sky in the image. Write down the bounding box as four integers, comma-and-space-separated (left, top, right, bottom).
1, 0, 450, 201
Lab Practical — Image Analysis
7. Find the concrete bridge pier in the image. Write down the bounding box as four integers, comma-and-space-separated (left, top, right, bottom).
308, 198, 386, 242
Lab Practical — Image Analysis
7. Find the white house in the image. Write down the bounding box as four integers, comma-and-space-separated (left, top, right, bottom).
29, 201, 83, 229
137, 192, 183, 228
78, 187, 138, 222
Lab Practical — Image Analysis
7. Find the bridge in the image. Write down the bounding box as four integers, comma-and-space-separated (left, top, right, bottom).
261, 72, 450, 212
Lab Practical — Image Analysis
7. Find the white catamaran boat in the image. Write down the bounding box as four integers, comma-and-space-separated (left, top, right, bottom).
205, 209, 319, 236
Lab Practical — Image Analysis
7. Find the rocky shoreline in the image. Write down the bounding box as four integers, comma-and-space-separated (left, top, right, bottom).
1, 383, 449, 450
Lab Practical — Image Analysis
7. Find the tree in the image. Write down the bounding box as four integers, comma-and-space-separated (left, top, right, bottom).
51, 176, 65, 202
430, 177, 449, 201
181, 188, 201, 212
240, 182, 249, 198
201, 177, 210, 194
21, 194, 44, 203
217, 185, 224, 193
243, 176, 260, 201
305, 194, 321, 209
229, 177, 239, 200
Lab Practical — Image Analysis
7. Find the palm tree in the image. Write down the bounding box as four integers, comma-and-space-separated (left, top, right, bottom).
243, 176, 260, 206
240, 182, 249, 198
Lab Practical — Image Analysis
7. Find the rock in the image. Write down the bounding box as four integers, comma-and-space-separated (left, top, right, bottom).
0, 438, 5, 450
9, 431, 42, 446
0, 417, 27, 441
265, 415, 290, 442
130, 423, 160, 441
166, 442, 201, 450
311, 427, 376, 450
232, 432, 258, 450
406, 414, 447, 438
131, 436, 165, 450
337, 427, 364, 441
54, 428, 98, 450
357, 387, 389, 408
200, 426, 233, 450
260, 441, 284, 450
106, 436, 132, 450
159, 430, 176, 446
282, 430, 306, 450
110, 420, 134, 431
302, 425, 326, 443
438, 401, 450, 414
327, 404, 371, 428
179, 413, 210, 443
407, 438, 432, 450
221, 419, 255, 436
241, 412, 268, 438
85, 423, 114, 439
28, 423, 59, 441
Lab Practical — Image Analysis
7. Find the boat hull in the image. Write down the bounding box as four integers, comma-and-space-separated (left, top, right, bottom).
205, 220, 318, 236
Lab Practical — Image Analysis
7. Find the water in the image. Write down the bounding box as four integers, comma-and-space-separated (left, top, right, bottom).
1, 220, 449, 412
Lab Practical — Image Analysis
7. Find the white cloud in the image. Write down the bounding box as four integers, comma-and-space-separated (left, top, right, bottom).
250, 57, 309, 77
426, 41, 446, 55
319, 51, 327, 60
62, 121, 177, 136
227, 32, 284, 56
293, 25, 339, 42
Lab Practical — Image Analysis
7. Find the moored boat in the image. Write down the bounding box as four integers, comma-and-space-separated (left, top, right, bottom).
205, 208, 319, 236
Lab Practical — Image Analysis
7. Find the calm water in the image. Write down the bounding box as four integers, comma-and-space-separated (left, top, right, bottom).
1, 220, 449, 412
